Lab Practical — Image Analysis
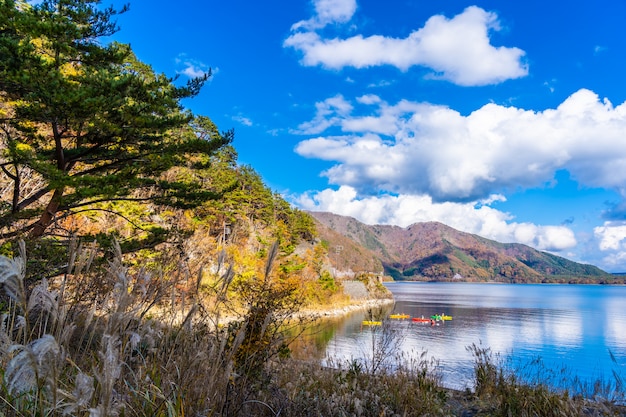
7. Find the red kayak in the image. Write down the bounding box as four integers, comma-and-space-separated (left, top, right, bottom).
412, 317, 430, 323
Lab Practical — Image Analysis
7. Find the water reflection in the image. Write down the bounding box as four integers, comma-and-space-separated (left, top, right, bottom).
294, 282, 626, 391
604, 296, 626, 349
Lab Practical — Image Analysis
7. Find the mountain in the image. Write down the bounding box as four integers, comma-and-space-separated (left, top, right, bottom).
309, 211, 619, 284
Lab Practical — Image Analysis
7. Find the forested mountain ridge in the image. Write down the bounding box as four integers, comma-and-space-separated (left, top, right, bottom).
310, 211, 619, 284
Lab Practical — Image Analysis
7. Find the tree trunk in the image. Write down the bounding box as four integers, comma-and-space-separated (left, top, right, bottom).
29, 188, 64, 238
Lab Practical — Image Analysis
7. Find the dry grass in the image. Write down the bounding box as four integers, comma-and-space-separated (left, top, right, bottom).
465, 343, 626, 416
0, 239, 305, 416
0, 241, 625, 416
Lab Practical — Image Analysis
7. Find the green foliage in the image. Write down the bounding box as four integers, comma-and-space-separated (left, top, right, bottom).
291, 208, 317, 243
190, 148, 317, 248
318, 270, 337, 291
453, 249, 480, 268
383, 263, 406, 281
520, 249, 611, 277
279, 257, 306, 275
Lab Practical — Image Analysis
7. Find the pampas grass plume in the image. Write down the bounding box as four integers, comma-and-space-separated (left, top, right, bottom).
0, 248, 26, 304
5, 334, 60, 395
73, 372, 95, 408
27, 278, 59, 319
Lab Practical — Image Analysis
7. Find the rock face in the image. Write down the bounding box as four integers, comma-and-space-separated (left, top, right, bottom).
309, 211, 616, 283
342, 280, 369, 299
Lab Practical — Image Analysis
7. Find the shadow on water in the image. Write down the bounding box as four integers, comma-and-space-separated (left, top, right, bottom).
289, 303, 394, 361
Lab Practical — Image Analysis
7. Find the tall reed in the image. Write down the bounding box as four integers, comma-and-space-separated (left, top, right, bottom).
0, 239, 308, 416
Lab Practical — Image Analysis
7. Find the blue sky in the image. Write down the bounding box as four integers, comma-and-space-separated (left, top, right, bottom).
107, 0, 626, 272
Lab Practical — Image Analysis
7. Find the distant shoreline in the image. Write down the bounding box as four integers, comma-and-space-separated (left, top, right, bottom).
296, 297, 395, 320
385, 279, 626, 285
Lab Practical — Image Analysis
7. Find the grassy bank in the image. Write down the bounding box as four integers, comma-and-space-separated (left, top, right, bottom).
0, 244, 624, 416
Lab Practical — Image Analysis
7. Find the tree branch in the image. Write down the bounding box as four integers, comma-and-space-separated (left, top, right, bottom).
56, 207, 150, 232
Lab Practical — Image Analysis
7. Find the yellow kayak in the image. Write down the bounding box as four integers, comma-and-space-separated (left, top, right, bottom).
362, 320, 382, 326
389, 313, 410, 319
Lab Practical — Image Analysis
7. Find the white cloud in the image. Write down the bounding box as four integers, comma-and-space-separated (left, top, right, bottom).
367, 80, 393, 88
232, 115, 253, 126
294, 89, 626, 202
594, 222, 626, 270
293, 94, 353, 134
594, 45, 608, 55
285, 5, 528, 86
599, 252, 626, 270
181, 65, 206, 78
292, 0, 357, 30
175, 54, 211, 78
594, 222, 626, 251
296, 186, 576, 252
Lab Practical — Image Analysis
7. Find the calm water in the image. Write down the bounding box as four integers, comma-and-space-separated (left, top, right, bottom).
312, 282, 626, 391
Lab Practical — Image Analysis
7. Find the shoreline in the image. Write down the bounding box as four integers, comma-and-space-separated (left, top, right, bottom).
295, 297, 395, 320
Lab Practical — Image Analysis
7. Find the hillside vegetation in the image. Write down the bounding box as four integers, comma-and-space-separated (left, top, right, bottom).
310, 211, 619, 284
0, 0, 376, 310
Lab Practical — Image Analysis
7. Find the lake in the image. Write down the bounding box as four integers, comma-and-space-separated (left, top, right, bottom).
303, 282, 626, 393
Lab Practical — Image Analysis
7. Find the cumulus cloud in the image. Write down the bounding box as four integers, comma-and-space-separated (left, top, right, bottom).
294, 94, 353, 134
595, 222, 626, 251
284, 4, 528, 86
292, 0, 357, 30
594, 222, 626, 270
296, 186, 576, 252
294, 89, 626, 202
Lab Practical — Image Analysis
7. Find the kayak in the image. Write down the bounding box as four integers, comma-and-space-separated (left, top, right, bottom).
412, 317, 430, 323
362, 320, 382, 326
431, 314, 453, 321
389, 313, 410, 319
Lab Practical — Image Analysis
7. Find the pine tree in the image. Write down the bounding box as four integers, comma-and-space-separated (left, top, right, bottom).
0, 0, 231, 239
